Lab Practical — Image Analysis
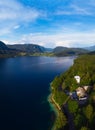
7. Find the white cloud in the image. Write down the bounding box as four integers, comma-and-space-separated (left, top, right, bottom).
55, 5, 92, 16
0, 0, 44, 37
0, 22, 20, 36
5, 30, 95, 48
0, 26, 12, 36
55, 0, 95, 16
0, 0, 95, 49
71, 4, 92, 15
13, 25, 20, 29
0, 0, 41, 22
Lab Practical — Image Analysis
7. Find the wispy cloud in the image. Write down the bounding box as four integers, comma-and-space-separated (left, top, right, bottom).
5, 30, 95, 48
0, 0, 45, 38
55, 0, 95, 16
55, 6, 92, 16
71, 4, 92, 15
0, 0, 41, 22
13, 25, 20, 30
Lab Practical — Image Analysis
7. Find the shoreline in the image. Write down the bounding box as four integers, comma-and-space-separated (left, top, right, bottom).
48, 94, 59, 130
47, 85, 61, 130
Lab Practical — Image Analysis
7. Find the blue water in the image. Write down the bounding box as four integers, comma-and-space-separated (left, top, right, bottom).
0, 56, 75, 130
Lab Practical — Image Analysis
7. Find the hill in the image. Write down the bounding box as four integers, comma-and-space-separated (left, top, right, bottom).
0, 41, 20, 58
0, 41, 91, 58
85, 45, 95, 51
8, 44, 52, 54
53, 47, 89, 56
53, 46, 68, 53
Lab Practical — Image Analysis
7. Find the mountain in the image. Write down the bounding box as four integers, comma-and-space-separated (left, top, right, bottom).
53, 46, 89, 56
0, 41, 10, 50
44, 47, 53, 52
53, 46, 68, 53
87, 50, 95, 55
0, 41, 20, 58
84, 45, 95, 51
0, 41, 90, 58
0, 41, 53, 58
8, 44, 51, 54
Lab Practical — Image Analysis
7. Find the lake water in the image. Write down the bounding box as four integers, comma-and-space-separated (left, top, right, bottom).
0, 56, 75, 130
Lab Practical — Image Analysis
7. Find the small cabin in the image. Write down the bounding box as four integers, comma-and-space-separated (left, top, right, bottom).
83, 86, 90, 92
74, 76, 80, 83
76, 87, 86, 98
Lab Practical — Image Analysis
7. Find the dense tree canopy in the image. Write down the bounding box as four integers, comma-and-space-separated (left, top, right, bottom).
51, 54, 95, 130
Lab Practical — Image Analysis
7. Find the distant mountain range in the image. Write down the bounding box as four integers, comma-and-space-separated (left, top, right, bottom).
53, 46, 89, 56
0, 41, 53, 58
8, 44, 44, 54
0, 40, 94, 58
8, 44, 53, 53
53, 46, 68, 53
84, 45, 95, 51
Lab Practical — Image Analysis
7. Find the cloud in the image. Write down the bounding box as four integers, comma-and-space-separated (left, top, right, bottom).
5, 30, 95, 48
71, 4, 92, 15
13, 25, 20, 29
0, 0, 45, 37
55, 6, 92, 16
0, 0, 95, 49
0, 0, 41, 22
55, 0, 95, 16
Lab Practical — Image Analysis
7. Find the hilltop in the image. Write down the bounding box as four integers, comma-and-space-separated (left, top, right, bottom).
0, 41, 21, 58
53, 46, 89, 56
7, 44, 50, 54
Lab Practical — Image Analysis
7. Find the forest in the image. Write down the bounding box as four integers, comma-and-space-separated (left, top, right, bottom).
51, 54, 95, 130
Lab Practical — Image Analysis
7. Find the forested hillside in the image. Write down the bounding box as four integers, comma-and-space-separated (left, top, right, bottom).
51, 54, 95, 130
53, 47, 89, 56
8, 44, 45, 54
0, 41, 21, 58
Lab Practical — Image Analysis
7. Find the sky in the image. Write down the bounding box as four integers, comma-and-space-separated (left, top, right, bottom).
0, 0, 95, 48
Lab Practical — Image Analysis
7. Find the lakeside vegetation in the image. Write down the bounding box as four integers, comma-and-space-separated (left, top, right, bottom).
50, 54, 95, 130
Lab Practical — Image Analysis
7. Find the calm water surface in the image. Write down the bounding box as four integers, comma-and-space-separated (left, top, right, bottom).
0, 56, 75, 130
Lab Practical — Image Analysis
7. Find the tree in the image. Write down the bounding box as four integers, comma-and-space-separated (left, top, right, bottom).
68, 100, 78, 114
84, 104, 93, 126
55, 111, 67, 130
74, 114, 84, 129
85, 104, 93, 121
80, 126, 89, 130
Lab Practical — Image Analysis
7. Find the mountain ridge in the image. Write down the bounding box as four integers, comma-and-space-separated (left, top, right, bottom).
84, 45, 95, 51
0, 40, 92, 58
0, 41, 21, 58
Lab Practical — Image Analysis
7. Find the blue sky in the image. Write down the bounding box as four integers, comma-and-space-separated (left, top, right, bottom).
0, 0, 95, 48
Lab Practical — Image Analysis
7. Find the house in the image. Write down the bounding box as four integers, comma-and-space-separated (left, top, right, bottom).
83, 86, 90, 91
76, 87, 87, 98
74, 75, 80, 84
64, 85, 90, 101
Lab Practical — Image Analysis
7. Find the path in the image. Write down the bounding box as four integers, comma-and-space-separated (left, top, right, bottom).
51, 94, 61, 111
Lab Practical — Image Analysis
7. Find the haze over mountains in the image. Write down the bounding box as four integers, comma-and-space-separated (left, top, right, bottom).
0, 40, 95, 58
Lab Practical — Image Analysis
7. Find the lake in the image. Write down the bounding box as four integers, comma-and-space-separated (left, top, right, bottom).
0, 56, 75, 130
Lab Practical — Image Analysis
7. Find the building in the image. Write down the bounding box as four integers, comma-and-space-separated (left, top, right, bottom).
83, 86, 90, 91
74, 75, 80, 84
76, 87, 87, 98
